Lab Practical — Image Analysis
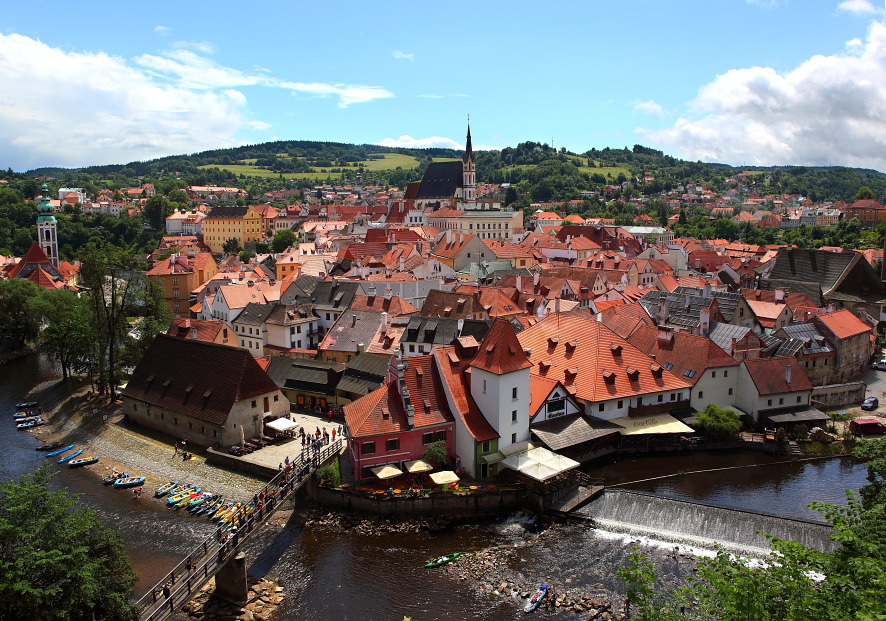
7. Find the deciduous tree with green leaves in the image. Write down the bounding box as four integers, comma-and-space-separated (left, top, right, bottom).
423, 441, 448, 469
694, 403, 741, 441
0, 465, 139, 621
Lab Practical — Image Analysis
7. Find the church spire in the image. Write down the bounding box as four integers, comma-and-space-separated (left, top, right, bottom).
463, 116, 473, 164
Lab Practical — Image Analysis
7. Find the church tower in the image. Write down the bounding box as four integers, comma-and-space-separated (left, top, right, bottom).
461, 120, 477, 207
35, 183, 59, 268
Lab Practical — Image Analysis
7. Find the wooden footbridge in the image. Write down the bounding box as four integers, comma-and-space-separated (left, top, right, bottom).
136, 439, 343, 621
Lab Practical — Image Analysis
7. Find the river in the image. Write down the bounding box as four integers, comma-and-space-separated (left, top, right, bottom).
1, 356, 872, 620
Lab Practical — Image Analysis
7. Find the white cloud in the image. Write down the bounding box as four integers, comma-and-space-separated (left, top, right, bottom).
0, 33, 394, 169
376, 135, 464, 149
838, 0, 882, 15
154, 25, 171, 36
392, 50, 414, 61
632, 99, 665, 118
639, 20, 886, 171
846, 37, 865, 54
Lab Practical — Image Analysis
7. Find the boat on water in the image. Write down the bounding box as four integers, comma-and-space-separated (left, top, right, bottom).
68, 456, 99, 468
103, 470, 129, 485
154, 481, 179, 497
58, 448, 85, 464
114, 476, 146, 489
17, 419, 44, 429
36, 442, 63, 452
46, 444, 76, 458
424, 552, 461, 568
523, 584, 548, 613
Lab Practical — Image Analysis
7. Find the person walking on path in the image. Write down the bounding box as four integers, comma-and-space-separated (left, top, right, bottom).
331, 427, 336, 441
284, 455, 289, 467
174, 443, 178, 455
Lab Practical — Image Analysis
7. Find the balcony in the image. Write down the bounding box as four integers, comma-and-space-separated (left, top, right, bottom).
627, 399, 690, 418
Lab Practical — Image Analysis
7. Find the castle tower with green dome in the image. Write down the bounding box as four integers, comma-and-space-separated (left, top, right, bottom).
35, 183, 59, 267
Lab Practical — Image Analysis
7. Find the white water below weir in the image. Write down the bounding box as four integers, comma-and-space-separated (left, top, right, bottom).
578, 490, 837, 557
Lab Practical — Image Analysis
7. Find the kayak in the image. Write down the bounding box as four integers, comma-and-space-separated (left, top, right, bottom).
425, 552, 461, 568
46, 444, 76, 458
68, 456, 99, 467
58, 448, 85, 464
168, 487, 201, 506
36, 442, 63, 452
154, 481, 179, 497
523, 584, 548, 613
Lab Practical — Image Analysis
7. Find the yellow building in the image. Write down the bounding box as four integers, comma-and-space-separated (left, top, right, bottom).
202, 205, 263, 253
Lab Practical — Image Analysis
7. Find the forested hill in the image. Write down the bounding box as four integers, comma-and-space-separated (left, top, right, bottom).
17, 140, 886, 206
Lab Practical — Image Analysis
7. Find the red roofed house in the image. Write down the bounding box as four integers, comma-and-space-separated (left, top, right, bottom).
120, 334, 288, 448
811, 309, 874, 382
343, 353, 455, 481
431, 318, 533, 477
1, 242, 70, 289
736, 357, 812, 422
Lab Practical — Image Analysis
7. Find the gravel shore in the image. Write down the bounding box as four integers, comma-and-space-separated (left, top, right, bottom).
25, 377, 264, 500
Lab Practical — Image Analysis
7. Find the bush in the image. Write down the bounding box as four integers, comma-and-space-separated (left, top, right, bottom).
315, 464, 340, 488
423, 441, 448, 469
694, 404, 742, 441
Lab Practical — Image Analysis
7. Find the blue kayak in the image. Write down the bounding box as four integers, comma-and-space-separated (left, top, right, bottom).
58, 448, 85, 464
46, 444, 75, 458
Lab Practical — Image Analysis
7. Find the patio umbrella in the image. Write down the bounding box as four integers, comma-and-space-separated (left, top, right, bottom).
429, 470, 460, 485
371, 464, 404, 480
501, 451, 538, 471
404, 459, 434, 474
518, 461, 559, 482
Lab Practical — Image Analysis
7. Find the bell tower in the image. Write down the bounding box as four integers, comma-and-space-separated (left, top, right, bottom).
35, 183, 59, 267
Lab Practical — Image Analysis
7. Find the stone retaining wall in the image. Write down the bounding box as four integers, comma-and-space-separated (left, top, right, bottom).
305, 479, 525, 517
205, 447, 279, 479
811, 382, 866, 408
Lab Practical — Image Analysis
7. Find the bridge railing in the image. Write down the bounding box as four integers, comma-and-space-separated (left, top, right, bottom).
136, 439, 342, 621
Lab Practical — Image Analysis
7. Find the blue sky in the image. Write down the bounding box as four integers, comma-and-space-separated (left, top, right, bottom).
2, 0, 886, 172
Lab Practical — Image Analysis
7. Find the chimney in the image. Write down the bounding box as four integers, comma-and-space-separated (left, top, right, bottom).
351, 315, 358, 328
399, 256, 405, 272
446, 229, 454, 244
357, 342, 364, 353
515, 275, 522, 292
699, 306, 710, 337
657, 296, 667, 325
384, 286, 392, 300
656, 326, 674, 345
774, 287, 785, 303
459, 233, 464, 244
785, 363, 792, 385
457, 318, 464, 334
702, 283, 711, 297
381, 311, 388, 333
533, 270, 540, 287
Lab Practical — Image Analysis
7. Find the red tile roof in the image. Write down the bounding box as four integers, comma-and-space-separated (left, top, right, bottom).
813, 309, 872, 339
432, 347, 498, 442
742, 356, 813, 395
516, 314, 692, 402
626, 326, 737, 386
472, 318, 532, 375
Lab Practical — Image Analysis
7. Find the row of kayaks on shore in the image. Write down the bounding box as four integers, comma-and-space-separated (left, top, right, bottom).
154, 481, 252, 528
37, 443, 100, 467
423, 553, 547, 613
14, 402, 43, 429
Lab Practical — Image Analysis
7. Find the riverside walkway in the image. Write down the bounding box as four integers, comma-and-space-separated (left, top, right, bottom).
136, 439, 342, 621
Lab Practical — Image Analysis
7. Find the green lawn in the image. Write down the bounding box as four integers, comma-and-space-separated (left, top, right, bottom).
198, 152, 420, 180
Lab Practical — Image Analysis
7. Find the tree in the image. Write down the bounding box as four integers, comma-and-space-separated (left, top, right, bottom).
271, 228, 296, 253
28, 289, 96, 381
423, 441, 448, 469
0, 465, 139, 620
143, 195, 170, 230
694, 404, 741, 440
855, 186, 876, 202
0, 279, 42, 351
222, 238, 241, 254
78, 243, 143, 396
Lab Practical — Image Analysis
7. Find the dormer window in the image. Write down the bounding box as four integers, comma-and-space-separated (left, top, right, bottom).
649, 363, 663, 377
565, 341, 578, 353
610, 343, 623, 356
548, 336, 560, 347
626, 367, 640, 381
601, 369, 616, 384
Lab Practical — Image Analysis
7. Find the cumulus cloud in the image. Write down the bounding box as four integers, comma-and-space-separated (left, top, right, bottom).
838, 0, 882, 15
632, 99, 665, 118
638, 20, 886, 171
0, 33, 394, 169
392, 50, 414, 61
376, 135, 464, 149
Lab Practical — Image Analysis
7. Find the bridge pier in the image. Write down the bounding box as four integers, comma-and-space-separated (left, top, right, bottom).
214, 552, 248, 603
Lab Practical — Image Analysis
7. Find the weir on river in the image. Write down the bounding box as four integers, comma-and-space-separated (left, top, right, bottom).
577, 489, 837, 556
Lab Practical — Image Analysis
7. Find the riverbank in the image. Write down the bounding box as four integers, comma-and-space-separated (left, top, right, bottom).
21, 376, 263, 501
